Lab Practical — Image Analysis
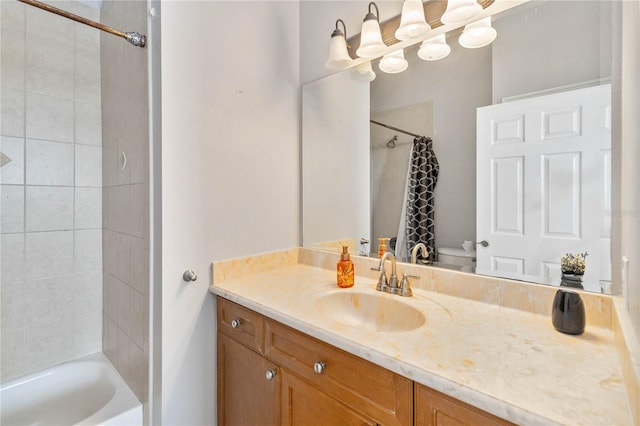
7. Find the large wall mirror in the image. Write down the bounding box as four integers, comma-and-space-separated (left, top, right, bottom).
302, 0, 616, 295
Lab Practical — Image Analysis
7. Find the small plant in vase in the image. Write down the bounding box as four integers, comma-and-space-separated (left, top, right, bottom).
560, 252, 588, 289
553, 251, 588, 334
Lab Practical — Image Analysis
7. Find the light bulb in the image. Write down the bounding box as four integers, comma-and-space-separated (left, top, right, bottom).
459, 17, 497, 48
325, 19, 353, 70
395, 0, 431, 41
440, 0, 482, 25
379, 49, 408, 74
417, 34, 451, 61
352, 61, 376, 82
356, 3, 387, 58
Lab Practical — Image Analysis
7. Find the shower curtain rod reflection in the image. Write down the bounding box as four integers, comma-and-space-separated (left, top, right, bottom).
370, 120, 422, 138
17, 0, 146, 47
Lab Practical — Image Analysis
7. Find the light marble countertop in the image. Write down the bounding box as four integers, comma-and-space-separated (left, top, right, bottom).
210, 262, 632, 426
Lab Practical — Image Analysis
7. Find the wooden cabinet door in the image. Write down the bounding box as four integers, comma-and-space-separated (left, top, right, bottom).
217, 333, 280, 426
415, 384, 514, 426
281, 370, 377, 426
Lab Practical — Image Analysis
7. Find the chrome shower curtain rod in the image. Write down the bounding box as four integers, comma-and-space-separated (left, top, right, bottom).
370, 120, 422, 138
17, 0, 146, 47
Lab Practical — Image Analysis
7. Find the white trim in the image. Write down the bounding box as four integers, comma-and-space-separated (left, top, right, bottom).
502, 78, 611, 103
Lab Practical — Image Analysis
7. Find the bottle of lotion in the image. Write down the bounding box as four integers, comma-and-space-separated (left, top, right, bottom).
337, 246, 354, 288
378, 237, 389, 258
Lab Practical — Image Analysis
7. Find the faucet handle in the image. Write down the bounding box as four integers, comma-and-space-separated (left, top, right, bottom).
398, 273, 419, 297
371, 267, 388, 291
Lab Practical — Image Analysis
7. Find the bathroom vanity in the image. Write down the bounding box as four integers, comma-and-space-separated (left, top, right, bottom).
217, 297, 413, 425
217, 297, 511, 425
210, 248, 636, 426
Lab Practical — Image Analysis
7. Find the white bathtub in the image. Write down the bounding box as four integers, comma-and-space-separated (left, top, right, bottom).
0, 353, 142, 426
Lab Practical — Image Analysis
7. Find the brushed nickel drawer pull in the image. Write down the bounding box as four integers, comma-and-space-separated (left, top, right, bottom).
313, 361, 326, 374
231, 319, 241, 329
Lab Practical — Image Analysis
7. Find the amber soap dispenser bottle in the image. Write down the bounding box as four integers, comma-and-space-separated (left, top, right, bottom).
337, 246, 354, 288
378, 237, 389, 258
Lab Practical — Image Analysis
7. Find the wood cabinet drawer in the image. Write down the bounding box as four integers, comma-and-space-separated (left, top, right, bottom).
415, 383, 515, 426
264, 318, 413, 426
217, 297, 264, 353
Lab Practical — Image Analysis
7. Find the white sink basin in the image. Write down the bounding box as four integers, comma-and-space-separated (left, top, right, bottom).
313, 290, 426, 332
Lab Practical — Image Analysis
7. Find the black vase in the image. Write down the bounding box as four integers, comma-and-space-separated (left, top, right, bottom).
560, 273, 584, 289
551, 289, 586, 335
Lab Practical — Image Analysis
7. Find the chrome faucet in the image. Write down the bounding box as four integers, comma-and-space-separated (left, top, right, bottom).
411, 243, 429, 264
371, 252, 415, 297
381, 252, 399, 289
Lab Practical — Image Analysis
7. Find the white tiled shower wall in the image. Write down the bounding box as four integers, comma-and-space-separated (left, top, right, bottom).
0, 0, 103, 382
100, 0, 149, 403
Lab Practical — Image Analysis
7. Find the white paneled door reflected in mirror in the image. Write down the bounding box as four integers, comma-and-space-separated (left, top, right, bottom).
302, 0, 616, 294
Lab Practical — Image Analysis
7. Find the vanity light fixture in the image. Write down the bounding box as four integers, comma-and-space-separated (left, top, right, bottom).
352, 61, 377, 82
417, 34, 451, 61
356, 2, 387, 58
325, 19, 353, 70
395, 0, 431, 41
379, 49, 409, 74
440, 0, 483, 25
458, 16, 497, 48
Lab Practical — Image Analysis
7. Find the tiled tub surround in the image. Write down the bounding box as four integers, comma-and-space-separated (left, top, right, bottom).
100, 0, 150, 403
0, 0, 148, 403
211, 248, 639, 426
0, 1, 103, 382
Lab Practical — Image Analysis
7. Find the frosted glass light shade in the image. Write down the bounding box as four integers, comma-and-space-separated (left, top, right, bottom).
395, 0, 431, 41
459, 17, 497, 48
379, 49, 408, 74
326, 33, 353, 69
352, 61, 376, 82
417, 34, 451, 61
357, 18, 387, 58
440, 0, 482, 25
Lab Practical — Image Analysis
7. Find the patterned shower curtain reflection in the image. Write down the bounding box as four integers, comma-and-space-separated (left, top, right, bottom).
395, 136, 439, 262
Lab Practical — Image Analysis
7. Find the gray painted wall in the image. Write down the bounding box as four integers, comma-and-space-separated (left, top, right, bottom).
492, 1, 612, 103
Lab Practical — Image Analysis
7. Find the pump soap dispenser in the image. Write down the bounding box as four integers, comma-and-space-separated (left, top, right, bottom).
337, 246, 354, 288
378, 238, 390, 258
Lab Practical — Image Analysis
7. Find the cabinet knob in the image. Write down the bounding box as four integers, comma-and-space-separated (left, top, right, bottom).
265, 369, 277, 381
231, 319, 241, 329
313, 361, 326, 374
